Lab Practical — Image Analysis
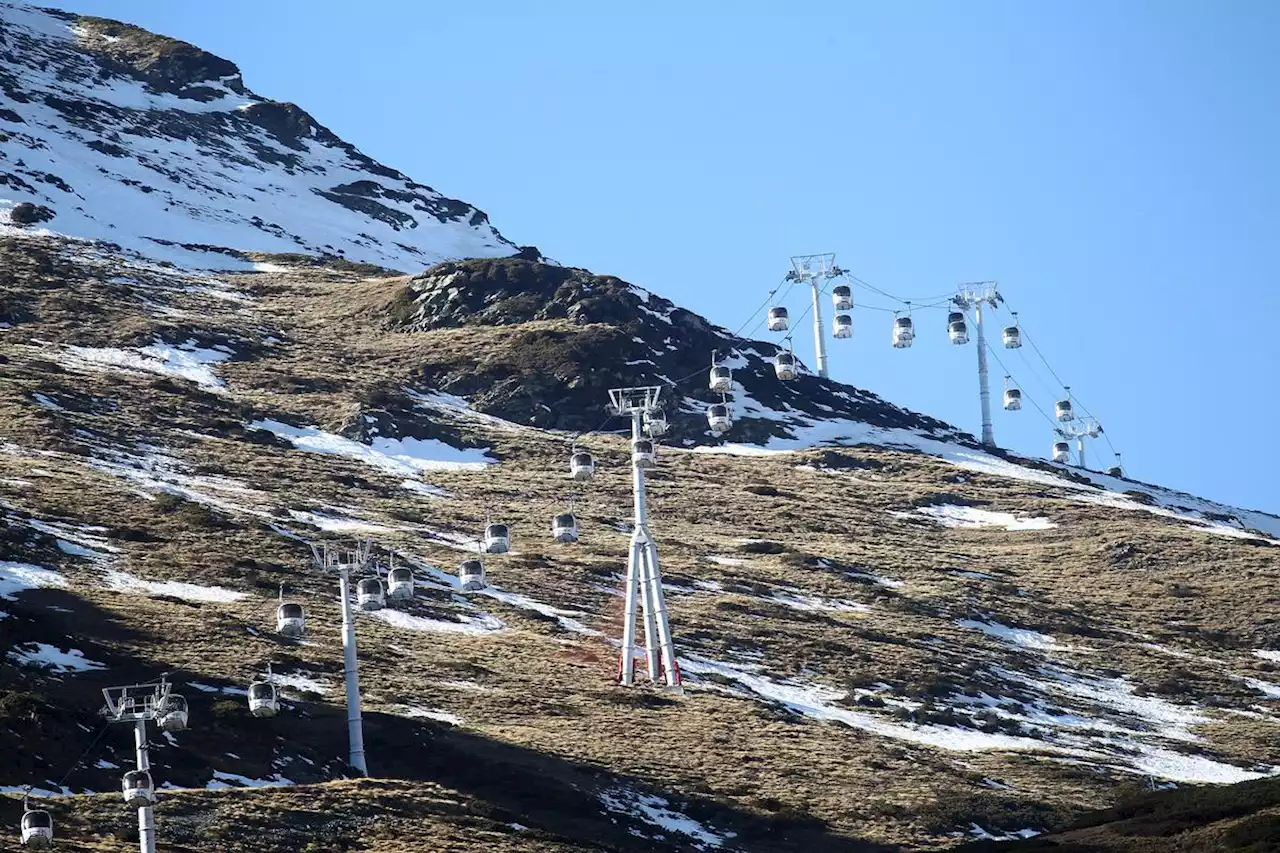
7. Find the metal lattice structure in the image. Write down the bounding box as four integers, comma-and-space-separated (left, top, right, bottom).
608, 387, 681, 689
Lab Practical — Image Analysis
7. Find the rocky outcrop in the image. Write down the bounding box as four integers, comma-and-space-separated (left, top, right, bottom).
388, 258, 969, 445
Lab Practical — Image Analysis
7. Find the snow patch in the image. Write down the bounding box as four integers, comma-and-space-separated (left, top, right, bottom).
904, 505, 1056, 531
250, 420, 493, 475
8, 642, 104, 673
103, 569, 246, 603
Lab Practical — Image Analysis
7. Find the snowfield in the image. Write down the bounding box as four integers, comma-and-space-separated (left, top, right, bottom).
103, 569, 246, 603
250, 420, 493, 475
58, 340, 232, 391
0, 4, 517, 271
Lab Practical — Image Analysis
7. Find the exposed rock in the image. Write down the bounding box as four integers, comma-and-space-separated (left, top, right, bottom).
9, 201, 54, 225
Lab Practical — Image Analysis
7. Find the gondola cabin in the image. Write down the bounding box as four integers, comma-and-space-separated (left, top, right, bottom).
552, 513, 579, 544
121, 771, 155, 806
248, 680, 279, 718
774, 352, 797, 381
707, 404, 731, 434
20, 808, 53, 848
158, 694, 188, 733
832, 284, 852, 311
570, 451, 595, 481
357, 578, 385, 611
459, 559, 486, 592
708, 365, 732, 394
632, 439, 656, 469
276, 602, 305, 638
387, 567, 414, 600
483, 523, 510, 554
892, 316, 914, 348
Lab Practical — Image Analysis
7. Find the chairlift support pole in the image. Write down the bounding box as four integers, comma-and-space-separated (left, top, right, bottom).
954, 282, 1001, 449
312, 541, 369, 776
101, 680, 170, 853
789, 254, 837, 379
610, 387, 681, 690
133, 720, 155, 853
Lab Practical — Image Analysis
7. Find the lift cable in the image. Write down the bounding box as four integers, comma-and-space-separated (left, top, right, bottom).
54, 720, 113, 791
981, 337, 1060, 431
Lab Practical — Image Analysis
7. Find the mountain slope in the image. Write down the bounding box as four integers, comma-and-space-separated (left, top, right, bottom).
3, 6, 1280, 853
0, 2, 518, 270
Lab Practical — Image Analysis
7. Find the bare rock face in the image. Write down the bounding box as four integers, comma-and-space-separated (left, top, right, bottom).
8, 201, 54, 225
386, 257, 968, 444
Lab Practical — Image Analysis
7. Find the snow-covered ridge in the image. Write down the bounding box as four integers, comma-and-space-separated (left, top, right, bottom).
0, 2, 517, 271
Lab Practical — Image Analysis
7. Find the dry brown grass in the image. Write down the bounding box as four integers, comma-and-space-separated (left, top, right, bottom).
2, 240, 1279, 850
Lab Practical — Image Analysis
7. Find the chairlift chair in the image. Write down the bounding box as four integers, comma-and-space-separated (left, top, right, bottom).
356, 577, 385, 611
483, 523, 510, 554
552, 513, 579, 544
121, 770, 155, 806
387, 567, 415, 600
248, 679, 279, 718
706, 403, 731, 435
892, 315, 915, 348
459, 559, 486, 592
832, 284, 852, 311
767, 306, 789, 332
774, 351, 797, 381
569, 450, 595, 481
20, 804, 53, 849
157, 694, 188, 733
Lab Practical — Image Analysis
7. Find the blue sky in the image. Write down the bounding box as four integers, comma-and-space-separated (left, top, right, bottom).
45, 1, 1280, 511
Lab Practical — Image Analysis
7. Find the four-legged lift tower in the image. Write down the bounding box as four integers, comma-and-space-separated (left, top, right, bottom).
609, 386, 681, 690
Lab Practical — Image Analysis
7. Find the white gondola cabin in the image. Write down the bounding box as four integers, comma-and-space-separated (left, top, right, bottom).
1052, 441, 1071, 463
459, 559, 486, 591
645, 412, 669, 437
248, 679, 279, 718
387, 567, 414, 600
1003, 388, 1022, 411
122, 770, 155, 806
570, 451, 595, 481
632, 438, 656, 469
158, 694, 188, 733
1055, 399, 1074, 422
947, 312, 969, 345
483, 523, 510, 554
552, 513, 579, 544
1106, 454, 1124, 477
707, 403, 731, 434
833, 313, 852, 339
767, 306, 789, 332
20, 807, 53, 849
357, 578, 385, 611
832, 284, 852, 311
774, 352, 797, 381
276, 601, 305, 638
708, 365, 732, 394
892, 316, 914, 348
1003, 325, 1021, 348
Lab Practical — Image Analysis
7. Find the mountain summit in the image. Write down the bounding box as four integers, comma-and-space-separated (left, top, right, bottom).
0, 2, 517, 270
